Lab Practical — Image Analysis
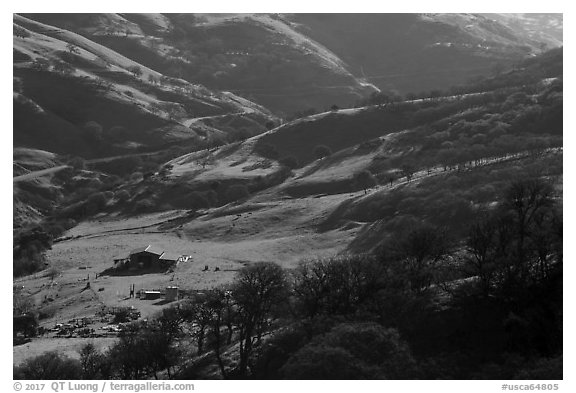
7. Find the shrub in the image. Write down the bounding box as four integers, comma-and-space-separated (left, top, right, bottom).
46, 267, 61, 281
251, 324, 309, 379
31, 58, 50, 71
14, 25, 30, 39
280, 323, 417, 379
38, 305, 57, 320
280, 344, 373, 379
313, 145, 332, 159
128, 65, 143, 77
354, 170, 377, 193
14, 314, 38, 338
52, 60, 75, 76
13, 255, 45, 277
84, 192, 108, 215
14, 351, 82, 379
280, 156, 299, 169
80, 343, 111, 379
321, 323, 418, 379
112, 307, 136, 323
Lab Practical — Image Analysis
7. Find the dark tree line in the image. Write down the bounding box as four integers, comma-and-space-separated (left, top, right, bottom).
462, 178, 562, 300
15, 178, 562, 380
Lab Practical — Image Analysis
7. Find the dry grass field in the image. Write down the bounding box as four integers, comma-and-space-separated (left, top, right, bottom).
15, 177, 365, 364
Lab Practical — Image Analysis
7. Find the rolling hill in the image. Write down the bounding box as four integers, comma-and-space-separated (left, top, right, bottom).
289, 13, 562, 95
17, 13, 377, 115
12, 15, 563, 379
17, 13, 561, 118
14, 13, 277, 159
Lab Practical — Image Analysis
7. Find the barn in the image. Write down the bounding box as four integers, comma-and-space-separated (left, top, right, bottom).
129, 245, 165, 268
159, 252, 180, 267
115, 245, 184, 270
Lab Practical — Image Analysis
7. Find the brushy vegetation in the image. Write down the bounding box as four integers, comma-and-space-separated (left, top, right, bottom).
15, 178, 562, 379
13, 38, 562, 380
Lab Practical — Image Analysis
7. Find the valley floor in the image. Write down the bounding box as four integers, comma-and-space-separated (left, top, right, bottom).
14, 187, 363, 365
14, 132, 562, 365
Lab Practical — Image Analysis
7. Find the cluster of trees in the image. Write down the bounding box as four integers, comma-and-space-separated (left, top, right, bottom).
287, 179, 560, 379
14, 284, 39, 344
13, 227, 52, 277
354, 49, 561, 110
345, 149, 562, 247
15, 262, 289, 380
257, 74, 546, 170
30, 57, 75, 77
127, 65, 143, 78
14, 25, 30, 39
362, 78, 562, 199
15, 179, 562, 379
54, 174, 118, 221
15, 179, 563, 379
462, 179, 562, 300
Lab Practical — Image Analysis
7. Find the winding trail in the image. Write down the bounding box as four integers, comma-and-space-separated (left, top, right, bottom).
181, 111, 247, 128
13, 165, 69, 183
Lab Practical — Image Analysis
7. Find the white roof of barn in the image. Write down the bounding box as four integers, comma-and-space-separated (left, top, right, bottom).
159, 252, 180, 261
129, 245, 164, 256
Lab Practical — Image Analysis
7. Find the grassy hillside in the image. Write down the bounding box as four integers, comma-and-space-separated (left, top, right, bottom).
160, 48, 563, 246
13, 14, 277, 159
12, 19, 563, 381
19, 13, 376, 116
480, 13, 563, 48
290, 13, 561, 95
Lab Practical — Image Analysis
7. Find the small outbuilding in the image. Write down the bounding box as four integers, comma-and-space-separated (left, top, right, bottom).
142, 290, 162, 300
165, 286, 179, 301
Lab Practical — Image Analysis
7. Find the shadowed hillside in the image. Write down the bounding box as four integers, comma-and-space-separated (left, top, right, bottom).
290, 13, 561, 95
13, 15, 563, 381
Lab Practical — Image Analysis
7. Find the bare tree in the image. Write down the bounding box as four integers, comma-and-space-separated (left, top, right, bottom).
504, 179, 555, 282
232, 262, 288, 376
401, 164, 415, 182
390, 225, 451, 294
354, 170, 377, 194
465, 217, 499, 297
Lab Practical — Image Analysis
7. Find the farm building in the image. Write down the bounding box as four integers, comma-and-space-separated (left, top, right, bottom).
129, 245, 165, 268
159, 252, 180, 266
165, 286, 179, 301
114, 245, 190, 270
141, 290, 162, 300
